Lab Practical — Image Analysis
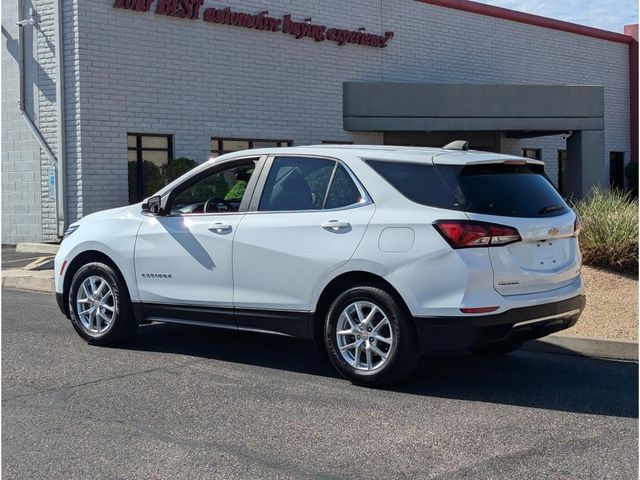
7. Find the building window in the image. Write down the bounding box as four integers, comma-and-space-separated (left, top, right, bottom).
558, 149, 567, 195
610, 152, 625, 191
128, 134, 173, 204
211, 138, 292, 157
321, 140, 354, 145
521, 148, 542, 160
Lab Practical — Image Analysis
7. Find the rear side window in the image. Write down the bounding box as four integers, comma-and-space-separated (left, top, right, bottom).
436, 163, 569, 218
367, 160, 460, 210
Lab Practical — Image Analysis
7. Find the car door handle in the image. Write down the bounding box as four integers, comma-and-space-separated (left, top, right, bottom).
208, 223, 233, 234
321, 220, 351, 232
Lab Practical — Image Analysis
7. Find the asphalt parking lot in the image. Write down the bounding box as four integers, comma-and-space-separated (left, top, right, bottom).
2, 288, 638, 479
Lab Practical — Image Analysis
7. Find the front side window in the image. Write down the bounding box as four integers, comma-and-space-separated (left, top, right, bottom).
258, 157, 363, 212
128, 134, 173, 204
170, 161, 255, 214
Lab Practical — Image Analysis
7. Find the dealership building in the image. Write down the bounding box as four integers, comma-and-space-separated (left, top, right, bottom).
1, 0, 638, 244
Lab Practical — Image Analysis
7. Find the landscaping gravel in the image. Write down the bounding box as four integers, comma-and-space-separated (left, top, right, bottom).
558, 265, 638, 341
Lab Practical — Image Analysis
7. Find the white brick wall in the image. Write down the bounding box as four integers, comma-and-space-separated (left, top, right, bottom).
1, 0, 43, 244
2, 0, 633, 239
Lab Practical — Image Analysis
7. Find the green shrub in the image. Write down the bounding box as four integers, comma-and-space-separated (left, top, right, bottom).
572, 187, 638, 273
163, 157, 197, 183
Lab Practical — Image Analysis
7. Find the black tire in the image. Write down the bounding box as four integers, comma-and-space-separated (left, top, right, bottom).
68, 262, 137, 346
471, 340, 523, 356
324, 285, 420, 386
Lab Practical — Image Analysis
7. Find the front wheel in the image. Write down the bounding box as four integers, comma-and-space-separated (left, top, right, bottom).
324, 285, 420, 386
68, 262, 137, 346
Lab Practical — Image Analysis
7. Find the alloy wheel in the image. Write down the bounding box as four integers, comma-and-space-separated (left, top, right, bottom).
335, 301, 394, 372
75, 275, 116, 335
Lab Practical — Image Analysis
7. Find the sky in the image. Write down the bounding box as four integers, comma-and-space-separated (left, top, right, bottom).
478, 0, 638, 33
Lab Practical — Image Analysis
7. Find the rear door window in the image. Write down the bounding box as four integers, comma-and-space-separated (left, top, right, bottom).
259, 157, 365, 211
436, 163, 569, 217
259, 157, 334, 211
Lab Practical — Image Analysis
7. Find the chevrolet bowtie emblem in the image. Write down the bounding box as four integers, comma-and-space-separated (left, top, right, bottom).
548, 227, 560, 236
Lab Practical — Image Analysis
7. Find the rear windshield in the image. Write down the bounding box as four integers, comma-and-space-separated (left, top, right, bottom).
436, 163, 569, 218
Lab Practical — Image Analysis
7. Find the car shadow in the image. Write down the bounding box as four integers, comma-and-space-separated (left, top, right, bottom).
126, 322, 638, 419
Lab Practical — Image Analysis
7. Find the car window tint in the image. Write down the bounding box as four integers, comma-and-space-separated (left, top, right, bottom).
436, 163, 568, 217
259, 157, 335, 211
325, 164, 363, 209
367, 160, 459, 210
171, 163, 254, 214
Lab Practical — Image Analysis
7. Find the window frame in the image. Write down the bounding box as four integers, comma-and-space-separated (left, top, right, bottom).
557, 149, 567, 195
521, 148, 542, 160
609, 151, 625, 190
128, 133, 173, 203
248, 154, 372, 213
162, 156, 266, 217
211, 138, 293, 157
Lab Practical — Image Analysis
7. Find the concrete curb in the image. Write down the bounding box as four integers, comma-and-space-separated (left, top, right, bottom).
16, 243, 59, 255
1, 269, 54, 293
526, 335, 638, 362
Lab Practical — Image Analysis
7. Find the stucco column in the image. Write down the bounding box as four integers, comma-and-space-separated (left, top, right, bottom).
565, 130, 605, 198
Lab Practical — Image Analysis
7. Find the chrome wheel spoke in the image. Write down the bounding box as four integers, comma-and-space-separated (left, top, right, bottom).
372, 318, 389, 334
371, 344, 388, 359
339, 341, 357, 353
353, 343, 362, 367
354, 303, 365, 323
374, 334, 392, 345
365, 346, 373, 370
342, 312, 357, 330
337, 329, 353, 336
364, 306, 378, 324
102, 304, 115, 313
97, 311, 111, 325
102, 290, 113, 302
95, 280, 107, 298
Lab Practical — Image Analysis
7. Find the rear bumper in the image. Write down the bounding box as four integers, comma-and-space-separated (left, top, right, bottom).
413, 294, 585, 352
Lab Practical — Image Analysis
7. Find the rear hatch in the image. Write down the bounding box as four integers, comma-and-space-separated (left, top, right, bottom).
434, 155, 581, 296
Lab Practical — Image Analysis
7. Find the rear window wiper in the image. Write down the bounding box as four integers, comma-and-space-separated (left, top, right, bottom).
538, 204, 565, 215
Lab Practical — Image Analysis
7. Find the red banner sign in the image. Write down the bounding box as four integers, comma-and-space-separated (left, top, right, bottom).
113, 1, 395, 48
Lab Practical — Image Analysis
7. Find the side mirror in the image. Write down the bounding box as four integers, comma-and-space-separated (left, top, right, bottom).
142, 195, 165, 215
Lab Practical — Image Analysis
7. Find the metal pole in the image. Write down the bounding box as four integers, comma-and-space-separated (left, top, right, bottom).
17, 0, 66, 239
53, 0, 67, 238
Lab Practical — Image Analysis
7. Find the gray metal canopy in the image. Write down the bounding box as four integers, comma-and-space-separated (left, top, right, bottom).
343, 83, 604, 132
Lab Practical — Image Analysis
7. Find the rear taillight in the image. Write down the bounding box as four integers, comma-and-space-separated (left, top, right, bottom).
573, 216, 582, 237
433, 220, 521, 249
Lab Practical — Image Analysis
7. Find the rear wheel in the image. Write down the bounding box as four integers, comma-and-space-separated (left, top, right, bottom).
68, 262, 137, 346
324, 285, 420, 386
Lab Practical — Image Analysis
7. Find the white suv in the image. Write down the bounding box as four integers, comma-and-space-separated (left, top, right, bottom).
54, 145, 585, 385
